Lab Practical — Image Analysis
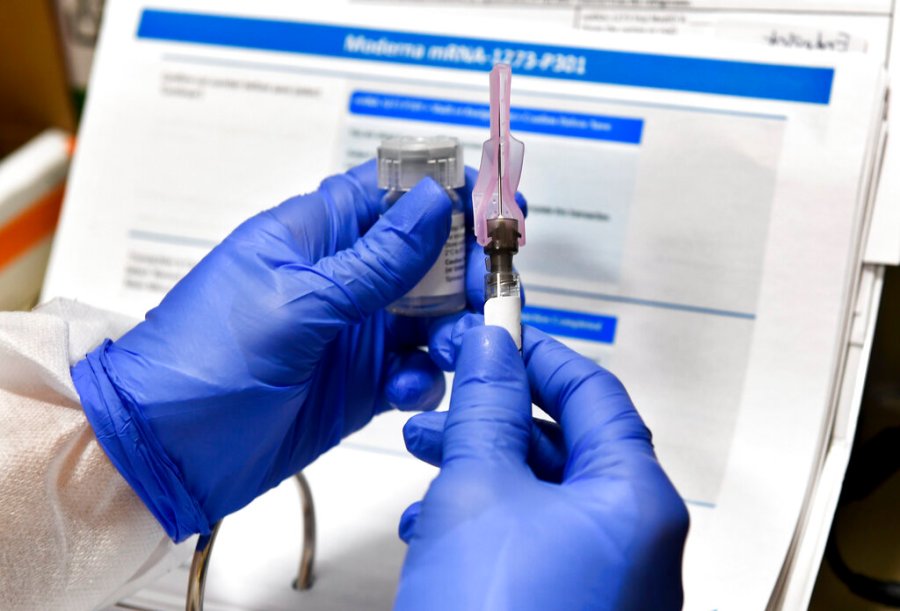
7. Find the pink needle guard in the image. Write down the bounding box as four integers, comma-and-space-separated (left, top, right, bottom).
473, 63, 526, 247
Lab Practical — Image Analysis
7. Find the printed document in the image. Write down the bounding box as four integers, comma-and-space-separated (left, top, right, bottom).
358, 0, 900, 259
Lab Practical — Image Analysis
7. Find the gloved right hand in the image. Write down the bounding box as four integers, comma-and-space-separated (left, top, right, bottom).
396, 322, 690, 610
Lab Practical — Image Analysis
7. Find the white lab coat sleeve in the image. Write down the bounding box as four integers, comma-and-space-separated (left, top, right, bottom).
0, 298, 191, 611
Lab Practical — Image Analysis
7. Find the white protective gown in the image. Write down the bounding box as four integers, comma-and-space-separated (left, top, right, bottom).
0, 299, 186, 610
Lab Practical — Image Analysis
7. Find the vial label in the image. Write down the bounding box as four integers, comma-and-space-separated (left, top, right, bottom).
405, 212, 465, 298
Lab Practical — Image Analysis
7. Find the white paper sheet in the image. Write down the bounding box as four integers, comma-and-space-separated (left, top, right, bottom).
771, 264, 884, 609
49, 3, 887, 609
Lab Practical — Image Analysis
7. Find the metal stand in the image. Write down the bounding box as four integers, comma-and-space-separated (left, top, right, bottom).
293, 472, 317, 591
185, 472, 317, 611
185, 522, 220, 611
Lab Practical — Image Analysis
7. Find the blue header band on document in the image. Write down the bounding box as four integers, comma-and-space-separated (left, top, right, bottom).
350, 92, 643, 144
137, 10, 834, 104
522, 306, 618, 344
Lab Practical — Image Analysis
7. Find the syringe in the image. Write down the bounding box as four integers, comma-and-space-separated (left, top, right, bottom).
472, 64, 526, 349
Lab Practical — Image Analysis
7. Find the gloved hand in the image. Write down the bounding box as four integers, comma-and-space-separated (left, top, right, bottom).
396, 321, 689, 610
71, 160, 464, 541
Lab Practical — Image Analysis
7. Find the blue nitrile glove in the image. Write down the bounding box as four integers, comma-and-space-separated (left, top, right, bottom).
71, 160, 467, 541
396, 322, 689, 610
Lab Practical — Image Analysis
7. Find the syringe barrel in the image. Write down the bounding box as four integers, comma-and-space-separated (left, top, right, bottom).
483, 217, 522, 349
483, 217, 520, 295
484, 271, 521, 349
485, 270, 520, 300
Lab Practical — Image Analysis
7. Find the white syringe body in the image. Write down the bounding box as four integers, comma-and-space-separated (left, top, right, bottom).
484, 276, 521, 350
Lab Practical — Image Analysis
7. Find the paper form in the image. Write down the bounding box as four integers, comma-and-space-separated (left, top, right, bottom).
357, 0, 900, 262
48, 3, 886, 609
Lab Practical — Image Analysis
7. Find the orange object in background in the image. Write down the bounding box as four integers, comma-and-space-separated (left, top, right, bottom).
0, 182, 65, 270
0, 130, 72, 311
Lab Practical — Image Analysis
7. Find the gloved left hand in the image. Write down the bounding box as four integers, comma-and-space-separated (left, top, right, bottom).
71, 160, 458, 541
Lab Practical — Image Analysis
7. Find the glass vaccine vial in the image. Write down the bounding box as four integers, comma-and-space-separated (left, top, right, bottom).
377, 136, 466, 316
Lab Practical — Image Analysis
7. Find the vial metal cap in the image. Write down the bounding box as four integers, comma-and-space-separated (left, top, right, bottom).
377, 136, 465, 190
